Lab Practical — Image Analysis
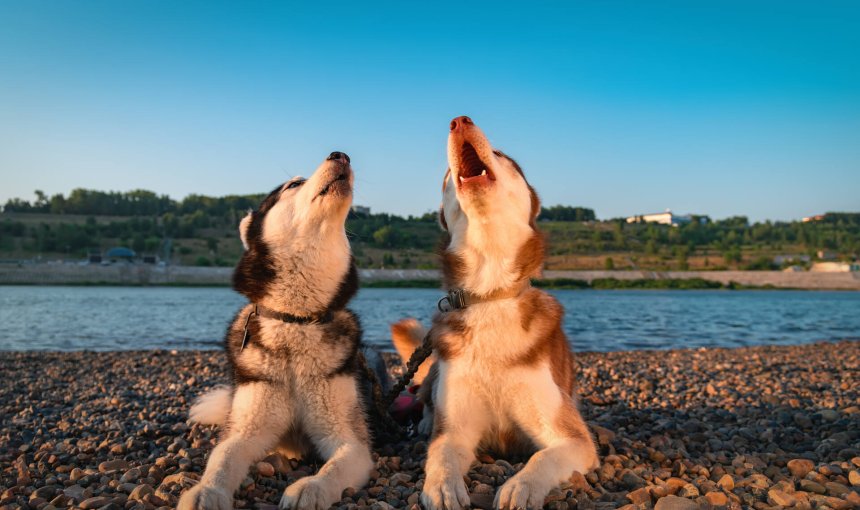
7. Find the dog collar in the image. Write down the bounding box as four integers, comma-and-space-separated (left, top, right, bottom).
255, 304, 334, 324
241, 304, 334, 350
437, 284, 530, 313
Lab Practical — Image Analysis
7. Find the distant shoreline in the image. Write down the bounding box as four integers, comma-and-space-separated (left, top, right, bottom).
0, 264, 858, 290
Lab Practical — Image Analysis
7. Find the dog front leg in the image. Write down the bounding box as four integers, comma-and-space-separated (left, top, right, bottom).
421, 370, 488, 510
280, 375, 373, 510
178, 383, 291, 510
495, 391, 598, 510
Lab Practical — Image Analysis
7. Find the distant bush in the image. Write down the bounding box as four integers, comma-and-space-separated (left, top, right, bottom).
539, 205, 596, 222
362, 279, 440, 288
590, 278, 724, 290
533, 278, 590, 289
195, 256, 212, 267
744, 256, 777, 271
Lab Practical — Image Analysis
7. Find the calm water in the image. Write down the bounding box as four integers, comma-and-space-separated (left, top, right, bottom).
0, 286, 858, 352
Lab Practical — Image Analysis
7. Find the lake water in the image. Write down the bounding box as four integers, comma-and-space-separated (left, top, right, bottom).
0, 286, 858, 352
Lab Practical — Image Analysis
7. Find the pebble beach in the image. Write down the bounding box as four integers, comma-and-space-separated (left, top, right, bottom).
1, 341, 858, 510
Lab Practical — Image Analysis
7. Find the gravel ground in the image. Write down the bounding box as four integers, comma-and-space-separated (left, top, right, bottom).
1, 341, 858, 510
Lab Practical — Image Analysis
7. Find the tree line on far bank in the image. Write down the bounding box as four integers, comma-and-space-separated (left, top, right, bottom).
1, 188, 858, 269
3, 189, 595, 222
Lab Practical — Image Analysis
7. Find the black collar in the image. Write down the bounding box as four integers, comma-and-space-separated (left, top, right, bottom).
437, 283, 531, 312
241, 304, 334, 350
254, 304, 334, 324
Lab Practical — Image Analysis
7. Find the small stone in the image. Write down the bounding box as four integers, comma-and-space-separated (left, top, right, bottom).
160, 472, 198, 488
820, 409, 840, 421
654, 495, 699, 510
652, 485, 669, 499
129, 484, 153, 501
848, 470, 860, 486
800, 479, 826, 494
30, 487, 56, 501
79, 496, 110, 509
705, 491, 728, 506
98, 459, 129, 473
256, 461, 275, 477
472, 483, 494, 495
28, 497, 47, 508
470, 493, 495, 510
390, 472, 413, 486
678, 484, 700, 498
666, 478, 687, 494
119, 467, 142, 483
49, 494, 69, 507
717, 474, 734, 491
626, 487, 651, 505
768, 489, 797, 507
62, 485, 87, 502
825, 482, 850, 497
621, 471, 647, 490
788, 459, 815, 478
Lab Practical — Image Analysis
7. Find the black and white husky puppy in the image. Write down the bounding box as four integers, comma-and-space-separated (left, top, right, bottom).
177, 151, 383, 510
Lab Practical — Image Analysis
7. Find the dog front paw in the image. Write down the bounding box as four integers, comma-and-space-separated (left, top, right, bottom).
494, 473, 550, 510
280, 477, 337, 510
177, 484, 231, 510
421, 474, 470, 510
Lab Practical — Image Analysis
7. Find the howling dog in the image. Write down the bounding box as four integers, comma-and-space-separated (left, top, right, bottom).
392, 117, 599, 510
178, 151, 385, 510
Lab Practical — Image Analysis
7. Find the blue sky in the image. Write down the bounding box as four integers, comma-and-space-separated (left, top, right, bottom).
1, 1, 858, 221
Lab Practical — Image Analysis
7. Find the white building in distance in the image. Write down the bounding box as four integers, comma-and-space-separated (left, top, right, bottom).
626, 209, 700, 227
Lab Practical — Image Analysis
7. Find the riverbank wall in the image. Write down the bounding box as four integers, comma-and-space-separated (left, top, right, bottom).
1, 264, 859, 289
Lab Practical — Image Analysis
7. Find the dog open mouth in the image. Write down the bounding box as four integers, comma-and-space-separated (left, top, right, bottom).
319, 173, 349, 196
457, 142, 495, 186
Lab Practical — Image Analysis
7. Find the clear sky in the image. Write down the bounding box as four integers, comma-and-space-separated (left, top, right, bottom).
1, 1, 858, 221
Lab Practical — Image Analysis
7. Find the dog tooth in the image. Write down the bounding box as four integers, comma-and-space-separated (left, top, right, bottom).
459, 176, 465, 183
481, 169, 487, 176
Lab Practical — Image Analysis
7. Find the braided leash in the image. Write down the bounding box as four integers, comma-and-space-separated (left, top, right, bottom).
357, 329, 434, 440
383, 331, 434, 408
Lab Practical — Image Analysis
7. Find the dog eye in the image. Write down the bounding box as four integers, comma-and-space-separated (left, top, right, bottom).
286, 179, 305, 190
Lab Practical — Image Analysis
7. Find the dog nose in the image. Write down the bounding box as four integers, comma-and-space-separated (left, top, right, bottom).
450, 116, 473, 132
327, 151, 350, 163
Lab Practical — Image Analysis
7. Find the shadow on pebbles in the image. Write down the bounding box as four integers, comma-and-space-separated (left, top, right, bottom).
1, 340, 858, 510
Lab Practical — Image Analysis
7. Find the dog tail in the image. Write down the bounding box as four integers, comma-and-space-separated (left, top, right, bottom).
391, 318, 434, 385
189, 386, 232, 425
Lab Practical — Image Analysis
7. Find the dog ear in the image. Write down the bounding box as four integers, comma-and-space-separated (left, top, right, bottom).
528, 186, 541, 228
439, 169, 451, 231
438, 207, 448, 231
238, 211, 253, 250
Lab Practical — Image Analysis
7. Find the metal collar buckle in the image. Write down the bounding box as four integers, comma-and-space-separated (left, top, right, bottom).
240, 305, 258, 351
437, 288, 467, 313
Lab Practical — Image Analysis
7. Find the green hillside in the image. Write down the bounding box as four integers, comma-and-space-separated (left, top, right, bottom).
2, 189, 858, 270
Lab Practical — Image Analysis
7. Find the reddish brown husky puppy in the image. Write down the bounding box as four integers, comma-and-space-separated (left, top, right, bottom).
393, 117, 599, 510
